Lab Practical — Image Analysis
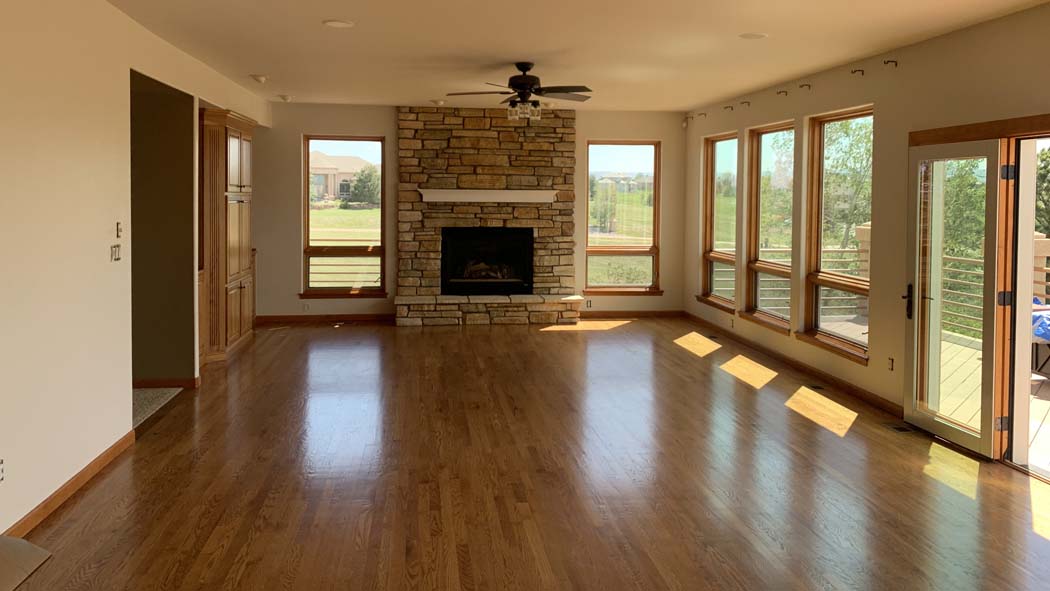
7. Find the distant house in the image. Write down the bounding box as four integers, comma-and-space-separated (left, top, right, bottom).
594, 172, 654, 193
308, 151, 372, 200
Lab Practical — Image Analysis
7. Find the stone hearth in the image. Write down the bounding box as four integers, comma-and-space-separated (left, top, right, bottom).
395, 106, 580, 326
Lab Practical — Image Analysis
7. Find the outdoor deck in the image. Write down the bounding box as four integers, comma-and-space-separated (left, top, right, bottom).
943, 340, 1050, 476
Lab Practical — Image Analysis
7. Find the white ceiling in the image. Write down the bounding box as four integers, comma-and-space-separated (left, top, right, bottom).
109, 0, 1042, 111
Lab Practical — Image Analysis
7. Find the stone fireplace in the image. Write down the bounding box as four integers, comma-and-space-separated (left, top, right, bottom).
394, 106, 582, 326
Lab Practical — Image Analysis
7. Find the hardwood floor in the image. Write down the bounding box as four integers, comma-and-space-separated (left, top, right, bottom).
19, 318, 1050, 590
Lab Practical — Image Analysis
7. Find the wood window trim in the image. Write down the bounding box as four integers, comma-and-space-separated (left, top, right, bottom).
695, 293, 736, 314
584, 140, 662, 293
301, 135, 387, 298
737, 309, 791, 335
701, 132, 739, 299
795, 329, 870, 366
745, 121, 795, 317
804, 106, 873, 350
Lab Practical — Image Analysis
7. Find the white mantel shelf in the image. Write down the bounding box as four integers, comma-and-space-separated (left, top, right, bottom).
420, 189, 557, 203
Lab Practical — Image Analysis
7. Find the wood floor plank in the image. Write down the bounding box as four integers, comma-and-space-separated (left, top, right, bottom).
16, 318, 1050, 590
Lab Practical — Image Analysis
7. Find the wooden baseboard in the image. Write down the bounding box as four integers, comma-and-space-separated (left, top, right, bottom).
255, 314, 396, 325
683, 311, 904, 418
580, 310, 684, 319
132, 377, 199, 389
3, 430, 136, 538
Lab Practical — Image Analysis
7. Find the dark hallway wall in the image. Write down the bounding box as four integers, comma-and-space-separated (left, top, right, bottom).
130, 71, 195, 383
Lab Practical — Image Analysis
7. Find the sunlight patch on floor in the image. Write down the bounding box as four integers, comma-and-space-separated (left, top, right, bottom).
784, 387, 858, 437
540, 320, 632, 332
673, 332, 721, 358
922, 443, 980, 500
719, 355, 777, 389
1031, 477, 1050, 541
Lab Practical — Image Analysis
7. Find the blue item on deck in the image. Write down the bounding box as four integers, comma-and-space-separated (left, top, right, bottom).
1034, 298, 1050, 344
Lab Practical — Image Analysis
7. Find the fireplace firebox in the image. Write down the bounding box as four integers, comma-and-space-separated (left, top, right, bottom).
441, 227, 533, 295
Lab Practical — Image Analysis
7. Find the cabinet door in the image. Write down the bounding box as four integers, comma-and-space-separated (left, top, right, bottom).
240, 134, 252, 193
227, 200, 241, 279
240, 276, 254, 335
240, 200, 252, 275
227, 129, 242, 192
226, 283, 242, 346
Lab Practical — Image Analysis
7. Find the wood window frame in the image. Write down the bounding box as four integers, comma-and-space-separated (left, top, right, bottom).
300, 134, 387, 299
801, 106, 874, 364
583, 140, 663, 296
743, 122, 795, 334
699, 131, 739, 312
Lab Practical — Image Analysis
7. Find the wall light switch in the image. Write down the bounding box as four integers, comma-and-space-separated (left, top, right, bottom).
110, 244, 122, 262
116, 222, 122, 238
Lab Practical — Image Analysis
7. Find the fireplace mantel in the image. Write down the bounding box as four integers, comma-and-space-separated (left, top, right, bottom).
420, 189, 557, 203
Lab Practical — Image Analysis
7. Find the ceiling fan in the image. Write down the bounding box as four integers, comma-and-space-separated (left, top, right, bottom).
447, 62, 592, 107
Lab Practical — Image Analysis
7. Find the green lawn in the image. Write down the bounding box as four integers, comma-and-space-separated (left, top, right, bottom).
309, 206, 382, 246
587, 190, 654, 246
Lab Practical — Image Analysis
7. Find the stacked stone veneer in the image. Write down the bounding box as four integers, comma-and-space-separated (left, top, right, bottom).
395, 106, 580, 326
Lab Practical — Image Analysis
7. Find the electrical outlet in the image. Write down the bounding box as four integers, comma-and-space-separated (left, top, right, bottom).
586, 300, 592, 308
888, 357, 895, 371
1, 458, 5, 484
302, 303, 310, 312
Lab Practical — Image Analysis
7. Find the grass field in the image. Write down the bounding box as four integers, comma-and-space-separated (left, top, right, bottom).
309, 207, 382, 246
587, 190, 654, 247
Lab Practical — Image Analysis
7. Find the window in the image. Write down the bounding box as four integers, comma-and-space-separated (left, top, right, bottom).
585, 141, 662, 293
302, 136, 386, 297
700, 133, 739, 310
743, 123, 795, 331
802, 108, 873, 360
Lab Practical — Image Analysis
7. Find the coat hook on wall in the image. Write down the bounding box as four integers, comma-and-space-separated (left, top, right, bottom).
883, 59, 898, 68
723, 105, 734, 111
851, 69, 865, 76
776, 90, 789, 96
798, 83, 812, 90
697, 112, 707, 118
739, 101, 751, 107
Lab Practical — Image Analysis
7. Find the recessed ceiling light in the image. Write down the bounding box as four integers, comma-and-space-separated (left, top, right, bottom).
739, 32, 768, 40
249, 74, 268, 84
322, 19, 355, 29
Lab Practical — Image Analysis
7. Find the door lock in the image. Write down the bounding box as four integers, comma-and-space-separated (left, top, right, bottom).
902, 284, 913, 320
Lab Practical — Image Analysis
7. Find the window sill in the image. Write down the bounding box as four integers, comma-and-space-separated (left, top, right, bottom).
299, 290, 389, 300
695, 294, 736, 314
737, 310, 791, 335
583, 288, 664, 296
795, 330, 869, 366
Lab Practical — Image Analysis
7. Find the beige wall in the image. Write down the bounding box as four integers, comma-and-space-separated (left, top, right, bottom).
0, 0, 269, 533
253, 103, 400, 316
683, 2, 1050, 405
575, 111, 687, 311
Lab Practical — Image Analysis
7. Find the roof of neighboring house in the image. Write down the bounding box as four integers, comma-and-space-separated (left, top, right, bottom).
309, 151, 373, 174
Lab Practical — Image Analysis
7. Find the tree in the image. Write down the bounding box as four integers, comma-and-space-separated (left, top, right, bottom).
1036, 148, 1050, 236
341, 165, 380, 208
589, 175, 617, 233
821, 117, 873, 250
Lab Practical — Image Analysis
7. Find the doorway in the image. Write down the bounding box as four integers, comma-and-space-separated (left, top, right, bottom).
905, 140, 1004, 457
130, 71, 197, 425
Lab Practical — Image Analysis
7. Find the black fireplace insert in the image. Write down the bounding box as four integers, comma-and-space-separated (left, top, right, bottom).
441, 227, 533, 295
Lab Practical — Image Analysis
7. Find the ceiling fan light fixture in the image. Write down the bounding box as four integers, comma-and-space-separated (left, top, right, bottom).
508, 102, 541, 121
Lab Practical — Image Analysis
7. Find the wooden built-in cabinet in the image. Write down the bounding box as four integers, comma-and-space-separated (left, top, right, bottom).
200, 108, 256, 362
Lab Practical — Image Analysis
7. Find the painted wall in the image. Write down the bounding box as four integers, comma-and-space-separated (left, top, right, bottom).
130, 72, 197, 384
253, 106, 687, 316
253, 103, 400, 317
576, 111, 687, 312
0, 0, 269, 533
683, 2, 1050, 405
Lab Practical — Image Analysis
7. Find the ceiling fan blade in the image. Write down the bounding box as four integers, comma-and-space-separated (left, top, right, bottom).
485, 82, 510, 89
500, 95, 516, 104
446, 91, 514, 96
540, 92, 591, 102
536, 85, 592, 94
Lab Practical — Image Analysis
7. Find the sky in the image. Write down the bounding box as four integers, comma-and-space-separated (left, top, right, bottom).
588, 144, 655, 174
310, 139, 382, 164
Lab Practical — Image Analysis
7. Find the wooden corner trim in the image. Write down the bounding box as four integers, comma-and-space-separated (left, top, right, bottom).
3, 430, 135, 538
683, 312, 899, 417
